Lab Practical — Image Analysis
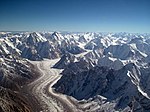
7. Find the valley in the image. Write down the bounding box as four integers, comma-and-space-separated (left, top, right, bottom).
0, 31, 150, 112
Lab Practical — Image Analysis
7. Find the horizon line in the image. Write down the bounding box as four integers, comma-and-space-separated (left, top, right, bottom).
0, 30, 150, 34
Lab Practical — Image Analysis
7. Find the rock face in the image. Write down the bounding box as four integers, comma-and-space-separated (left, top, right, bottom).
0, 86, 32, 112
0, 55, 34, 112
53, 62, 150, 111
98, 56, 124, 70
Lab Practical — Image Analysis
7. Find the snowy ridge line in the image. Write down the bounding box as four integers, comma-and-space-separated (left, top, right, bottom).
127, 71, 150, 99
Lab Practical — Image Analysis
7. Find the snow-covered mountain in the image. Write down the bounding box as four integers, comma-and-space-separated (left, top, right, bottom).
53, 52, 78, 69
1, 31, 149, 61
51, 32, 150, 111
6, 32, 86, 60
1, 31, 150, 112
53, 62, 150, 111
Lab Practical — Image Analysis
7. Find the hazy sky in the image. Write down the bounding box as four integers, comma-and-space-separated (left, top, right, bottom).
0, 0, 150, 33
